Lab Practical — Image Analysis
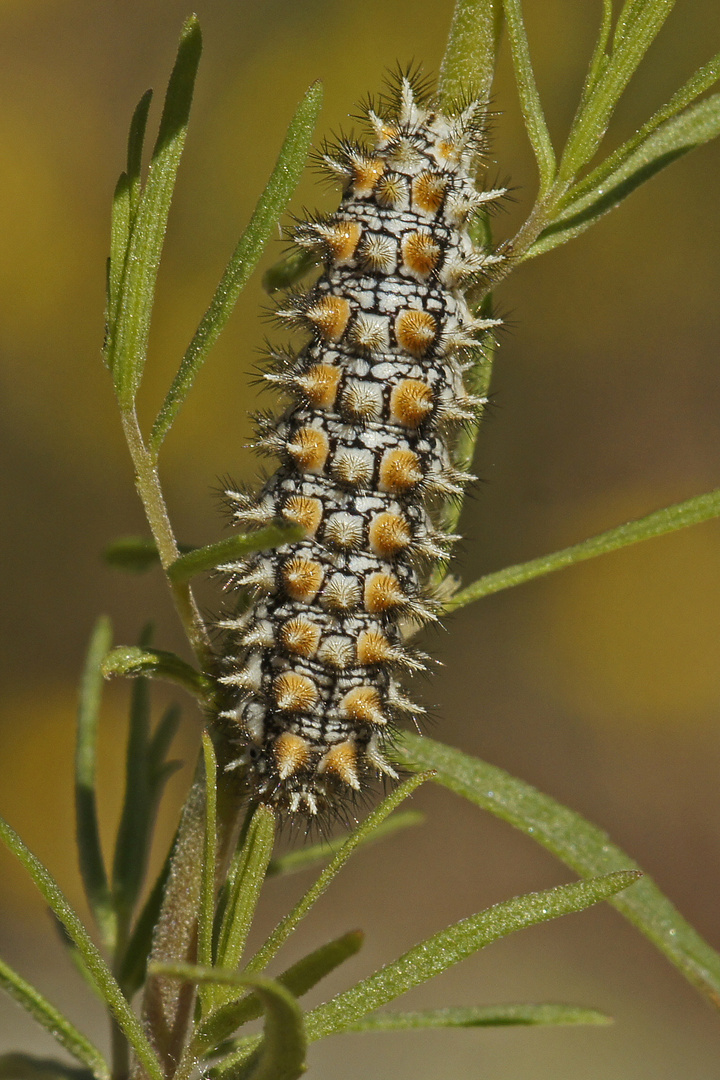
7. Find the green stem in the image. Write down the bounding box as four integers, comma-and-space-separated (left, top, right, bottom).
508, 176, 574, 260
119, 409, 212, 669
139, 754, 245, 1078
112, 878, 134, 1080
140, 770, 205, 1077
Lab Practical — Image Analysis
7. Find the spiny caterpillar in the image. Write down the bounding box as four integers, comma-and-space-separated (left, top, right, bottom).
217, 73, 505, 816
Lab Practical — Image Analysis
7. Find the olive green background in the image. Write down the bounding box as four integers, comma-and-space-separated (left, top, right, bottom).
1, 1, 719, 1076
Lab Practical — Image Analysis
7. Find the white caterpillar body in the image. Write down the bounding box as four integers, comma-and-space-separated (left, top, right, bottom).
218, 76, 505, 816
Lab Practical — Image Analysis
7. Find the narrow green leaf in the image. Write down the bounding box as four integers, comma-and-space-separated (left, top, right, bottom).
0, 1054, 94, 1080
256, 928, 364, 1010
104, 536, 162, 573
397, 733, 720, 1010
118, 838, 173, 996
105, 172, 130, 360
0, 959, 109, 1079
104, 536, 197, 573
216, 871, 630, 1073
578, 0, 613, 106
167, 523, 305, 583
150, 81, 323, 450
438, 0, 504, 109
244, 772, 431, 976
101, 645, 213, 702
112, 644, 152, 928
149, 702, 182, 769
266, 810, 425, 878
557, 0, 676, 182
199, 732, 218, 976
344, 1003, 612, 1030
152, 966, 306, 1080
445, 488, 720, 611
613, 0, 673, 48
74, 617, 116, 948
304, 871, 637, 1041
105, 525, 305, 579
126, 89, 153, 222
110, 704, 181, 992
530, 94, 720, 257
211, 806, 276, 1009
50, 914, 103, 998
563, 48, 720, 213
0, 817, 164, 1080
106, 88, 155, 363
109, 15, 202, 405
115, 682, 182, 983
196, 930, 364, 1053
502, 0, 556, 193
106, 89, 154, 364
233, 981, 306, 1080
262, 248, 319, 295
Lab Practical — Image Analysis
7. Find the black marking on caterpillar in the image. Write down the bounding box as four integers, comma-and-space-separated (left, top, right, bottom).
216, 73, 506, 817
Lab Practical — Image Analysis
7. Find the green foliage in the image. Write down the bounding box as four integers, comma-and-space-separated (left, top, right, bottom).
342, 1003, 612, 1029
150, 80, 323, 451
167, 525, 306, 584
265, 809, 425, 877
502, 0, 557, 193
2, 4, 720, 1080
211, 806, 277, 1010
530, 87, 720, 256
439, 0, 504, 107
397, 733, 720, 1008
112, 644, 183, 933
103, 524, 306, 579
105, 17, 202, 407
299, 872, 639, 1045
445, 488, 720, 612
74, 617, 116, 948
150, 966, 309, 1080
206, 930, 365, 1036
491, 0, 720, 268
0, 816, 164, 1080
101, 645, 213, 702
0, 961, 108, 1080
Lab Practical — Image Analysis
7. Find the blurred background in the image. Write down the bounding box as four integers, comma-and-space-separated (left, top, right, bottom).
1, 0, 719, 1076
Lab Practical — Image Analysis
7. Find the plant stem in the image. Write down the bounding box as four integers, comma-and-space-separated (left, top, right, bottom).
111, 894, 134, 1080
139, 753, 246, 1078
508, 180, 570, 257
471, 181, 571, 302
119, 409, 213, 671
139, 769, 205, 1078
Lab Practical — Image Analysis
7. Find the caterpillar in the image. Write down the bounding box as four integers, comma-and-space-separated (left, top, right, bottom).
217, 73, 505, 817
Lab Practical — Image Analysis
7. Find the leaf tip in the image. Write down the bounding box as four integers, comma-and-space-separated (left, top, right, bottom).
345, 928, 365, 951
183, 12, 202, 36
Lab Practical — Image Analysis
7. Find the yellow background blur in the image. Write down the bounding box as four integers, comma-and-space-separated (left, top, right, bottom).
1, 1, 720, 1076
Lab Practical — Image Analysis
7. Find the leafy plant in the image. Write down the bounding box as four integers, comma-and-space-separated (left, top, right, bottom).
2, 2, 720, 1078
